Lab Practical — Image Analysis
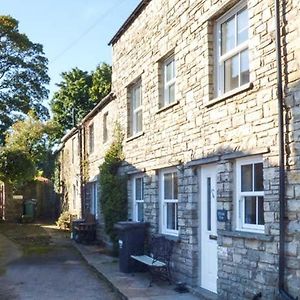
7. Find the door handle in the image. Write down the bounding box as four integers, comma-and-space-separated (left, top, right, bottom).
209, 234, 217, 240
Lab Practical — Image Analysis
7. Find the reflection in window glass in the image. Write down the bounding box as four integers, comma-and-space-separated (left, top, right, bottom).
258, 196, 264, 225
244, 196, 256, 224
254, 163, 263, 191
166, 203, 177, 230
164, 173, 173, 199
241, 164, 252, 192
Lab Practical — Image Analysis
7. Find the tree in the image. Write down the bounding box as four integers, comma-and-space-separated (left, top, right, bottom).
0, 16, 50, 144
89, 63, 112, 102
50, 68, 92, 140
50, 63, 111, 141
0, 148, 35, 186
1, 113, 55, 183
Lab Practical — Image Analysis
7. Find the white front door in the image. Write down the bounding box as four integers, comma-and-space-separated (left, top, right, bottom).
199, 164, 218, 293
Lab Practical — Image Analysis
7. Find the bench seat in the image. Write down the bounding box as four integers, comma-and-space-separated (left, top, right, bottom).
130, 255, 166, 267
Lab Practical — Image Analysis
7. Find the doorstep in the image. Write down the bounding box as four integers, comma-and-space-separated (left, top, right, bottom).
73, 242, 204, 300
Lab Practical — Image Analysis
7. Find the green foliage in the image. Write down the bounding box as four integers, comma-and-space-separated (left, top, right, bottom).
0, 113, 55, 186
50, 63, 112, 141
56, 211, 71, 229
0, 16, 49, 144
99, 123, 127, 247
4, 113, 55, 178
89, 63, 112, 103
0, 148, 35, 185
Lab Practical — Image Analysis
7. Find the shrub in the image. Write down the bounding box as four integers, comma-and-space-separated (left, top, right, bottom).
99, 123, 127, 249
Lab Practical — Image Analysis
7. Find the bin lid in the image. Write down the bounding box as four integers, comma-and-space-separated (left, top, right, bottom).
114, 221, 149, 230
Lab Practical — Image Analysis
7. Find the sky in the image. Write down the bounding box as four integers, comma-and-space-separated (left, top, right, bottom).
1, 0, 141, 107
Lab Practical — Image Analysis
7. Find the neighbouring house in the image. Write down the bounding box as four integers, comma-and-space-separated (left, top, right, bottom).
58, 0, 300, 299
58, 93, 117, 243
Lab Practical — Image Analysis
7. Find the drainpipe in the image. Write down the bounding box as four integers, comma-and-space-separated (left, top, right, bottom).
275, 0, 298, 299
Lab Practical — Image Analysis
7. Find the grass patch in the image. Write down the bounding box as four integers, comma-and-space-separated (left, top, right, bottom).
0, 223, 52, 256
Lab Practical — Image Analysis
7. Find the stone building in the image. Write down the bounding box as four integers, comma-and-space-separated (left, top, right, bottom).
59, 0, 300, 299
58, 93, 117, 241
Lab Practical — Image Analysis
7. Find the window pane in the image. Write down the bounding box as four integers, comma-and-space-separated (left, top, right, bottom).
164, 173, 173, 199
237, 8, 248, 45
137, 202, 144, 222
244, 196, 256, 224
240, 49, 249, 85
168, 83, 175, 103
241, 164, 253, 192
173, 172, 178, 199
254, 163, 263, 191
207, 177, 212, 231
166, 202, 177, 230
135, 178, 142, 200
258, 196, 264, 225
221, 15, 235, 55
134, 110, 143, 133
166, 60, 174, 82
224, 54, 239, 92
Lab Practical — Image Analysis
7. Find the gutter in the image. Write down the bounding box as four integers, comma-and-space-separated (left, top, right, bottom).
275, 0, 298, 299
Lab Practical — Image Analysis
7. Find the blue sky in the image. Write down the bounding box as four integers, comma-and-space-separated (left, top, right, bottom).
1, 0, 141, 105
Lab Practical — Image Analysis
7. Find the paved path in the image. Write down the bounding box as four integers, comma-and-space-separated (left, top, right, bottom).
0, 225, 119, 300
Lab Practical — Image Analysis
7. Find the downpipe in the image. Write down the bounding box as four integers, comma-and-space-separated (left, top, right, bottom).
275, 0, 298, 299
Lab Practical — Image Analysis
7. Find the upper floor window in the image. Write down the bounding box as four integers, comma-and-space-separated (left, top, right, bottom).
131, 81, 143, 135
103, 112, 108, 143
163, 56, 176, 106
216, 2, 249, 96
89, 123, 94, 154
160, 169, 178, 236
71, 137, 76, 164
132, 176, 144, 222
236, 156, 264, 233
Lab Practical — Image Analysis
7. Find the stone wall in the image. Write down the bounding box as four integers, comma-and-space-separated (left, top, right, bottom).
110, 0, 300, 298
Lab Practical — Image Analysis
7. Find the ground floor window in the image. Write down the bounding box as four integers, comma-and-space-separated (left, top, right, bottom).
90, 181, 99, 220
160, 169, 178, 236
236, 156, 264, 232
132, 176, 144, 222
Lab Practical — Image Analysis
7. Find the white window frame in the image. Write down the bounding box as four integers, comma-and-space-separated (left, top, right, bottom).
236, 156, 264, 233
90, 181, 99, 220
89, 123, 94, 154
132, 175, 144, 222
163, 56, 176, 106
215, 1, 249, 96
131, 81, 143, 135
159, 168, 178, 236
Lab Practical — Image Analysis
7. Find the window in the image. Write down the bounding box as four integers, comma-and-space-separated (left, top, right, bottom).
71, 137, 76, 164
162, 56, 176, 106
89, 123, 94, 154
90, 181, 99, 220
73, 184, 76, 209
103, 112, 108, 143
132, 176, 144, 222
131, 81, 143, 135
160, 169, 178, 236
216, 2, 249, 96
236, 157, 264, 232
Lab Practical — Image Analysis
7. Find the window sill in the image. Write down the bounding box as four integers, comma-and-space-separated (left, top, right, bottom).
159, 233, 181, 242
206, 82, 253, 108
126, 131, 144, 142
218, 229, 273, 241
156, 100, 179, 114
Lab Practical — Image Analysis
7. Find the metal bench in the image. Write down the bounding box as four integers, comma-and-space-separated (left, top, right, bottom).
131, 235, 174, 287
